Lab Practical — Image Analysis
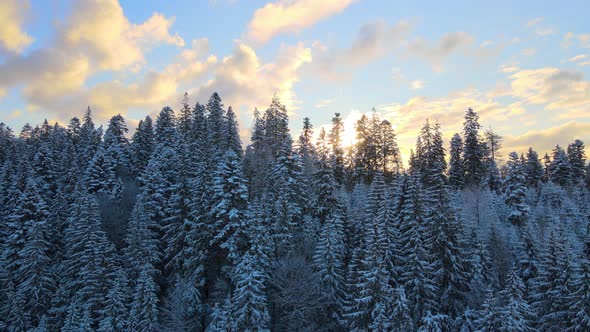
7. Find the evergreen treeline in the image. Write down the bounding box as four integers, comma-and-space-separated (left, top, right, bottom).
1, 92, 590, 331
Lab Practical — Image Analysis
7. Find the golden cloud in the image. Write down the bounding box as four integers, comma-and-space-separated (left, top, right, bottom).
0, 0, 33, 54
61, 0, 184, 71
246, 0, 355, 44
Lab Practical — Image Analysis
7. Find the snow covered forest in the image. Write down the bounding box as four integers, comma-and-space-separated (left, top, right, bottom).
1, 91, 590, 332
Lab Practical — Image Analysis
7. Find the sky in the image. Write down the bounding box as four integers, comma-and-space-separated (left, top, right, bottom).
0, 0, 589, 163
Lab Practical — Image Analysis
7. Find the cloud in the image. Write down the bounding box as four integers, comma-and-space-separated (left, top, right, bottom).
508, 67, 590, 119
0, 0, 186, 121
0, 0, 34, 54
521, 48, 536, 56
310, 19, 415, 80
569, 54, 588, 62
60, 0, 184, 71
525, 17, 556, 37
346, 19, 413, 64
391, 67, 425, 90
535, 27, 556, 36
562, 32, 590, 48
526, 17, 543, 28
315, 98, 335, 108
26, 40, 218, 122
408, 32, 474, 61
503, 121, 590, 156
245, 0, 355, 44
498, 62, 520, 73
192, 42, 312, 114
411, 80, 425, 90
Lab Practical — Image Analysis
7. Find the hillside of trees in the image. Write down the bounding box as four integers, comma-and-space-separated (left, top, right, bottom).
1, 92, 590, 331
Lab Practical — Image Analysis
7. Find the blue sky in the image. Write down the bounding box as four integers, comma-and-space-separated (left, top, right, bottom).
1, 0, 589, 162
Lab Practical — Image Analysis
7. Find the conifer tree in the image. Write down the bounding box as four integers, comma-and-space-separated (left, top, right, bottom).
449, 133, 464, 189
231, 245, 271, 331
129, 264, 159, 331
500, 265, 535, 332
476, 290, 503, 331
524, 148, 544, 187
5, 179, 54, 329
97, 269, 130, 332
484, 128, 502, 163
313, 202, 346, 322
178, 92, 193, 136
567, 139, 586, 185
503, 152, 530, 225
225, 106, 243, 158
548, 145, 573, 186
130, 116, 154, 175
570, 259, 590, 331
209, 149, 250, 264
78, 107, 102, 168
329, 112, 345, 183
462, 108, 486, 186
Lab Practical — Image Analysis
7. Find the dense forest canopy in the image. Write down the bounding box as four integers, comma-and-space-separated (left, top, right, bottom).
1, 91, 590, 331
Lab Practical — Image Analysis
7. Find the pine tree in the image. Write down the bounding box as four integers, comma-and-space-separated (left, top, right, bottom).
78, 107, 102, 169
97, 269, 130, 332
503, 152, 530, 225
379, 119, 402, 178
476, 290, 503, 331
123, 197, 161, 282
206, 298, 237, 332
129, 263, 159, 331
524, 148, 544, 187
5, 179, 54, 329
160, 275, 202, 331
398, 174, 438, 325
225, 106, 243, 158
548, 145, 573, 186
297, 117, 316, 178
500, 265, 535, 332
209, 149, 250, 264
102, 114, 130, 170
462, 108, 486, 186
313, 203, 346, 322
207, 92, 227, 160
84, 145, 122, 199
570, 259, 590, 331
533, 228, 573, 331
178, 92, 193, 136
418, 311, 450, 332
155, 106, 179, 150
484, 128, 502, 162
130, 116, 154, 175
567, 139, 586, 185
329, 112, 345, 183
265, 140, 304, 256
62, 188, 117, 327
231, 247, 271, 331
449, 133, 464, 189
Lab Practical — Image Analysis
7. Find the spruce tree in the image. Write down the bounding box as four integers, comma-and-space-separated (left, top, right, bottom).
129, 264, 159, 331
209, 149, 250, 264
524, 148, 544, 187
329, 113, 345, 183
231, 246, 271, 331
500, 265, 535, 332
462, 108, 486, 186
548, 145, 573, 186
570, 259, 590, 331
503, 152, 530, 225
130, 116, 154, 175
567, 139, 586, 185
449, 133, 464, 189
